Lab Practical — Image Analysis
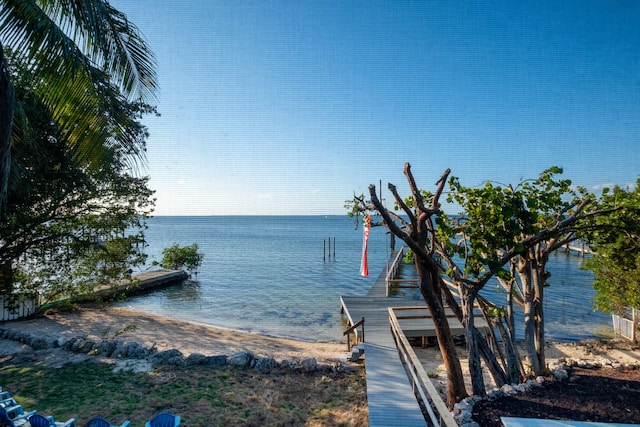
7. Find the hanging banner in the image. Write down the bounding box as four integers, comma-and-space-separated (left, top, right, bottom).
360, 214, 371, 276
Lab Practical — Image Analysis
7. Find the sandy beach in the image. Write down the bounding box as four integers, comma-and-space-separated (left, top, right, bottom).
0, 305, 348, 364
2, 304, 638, 375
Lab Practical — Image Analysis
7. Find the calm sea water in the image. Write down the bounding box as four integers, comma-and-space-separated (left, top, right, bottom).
117, 216, 611, 342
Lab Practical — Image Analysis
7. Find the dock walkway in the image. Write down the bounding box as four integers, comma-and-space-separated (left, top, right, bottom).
340, 249, 428, 426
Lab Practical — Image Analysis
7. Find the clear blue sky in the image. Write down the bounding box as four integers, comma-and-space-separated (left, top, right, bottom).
112, 0, 640, 216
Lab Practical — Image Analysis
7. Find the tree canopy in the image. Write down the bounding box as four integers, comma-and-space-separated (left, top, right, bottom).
348, 163, 630, 403
1, 47, 155, 306
0, 0, 158, 211
583, 179, 640, 314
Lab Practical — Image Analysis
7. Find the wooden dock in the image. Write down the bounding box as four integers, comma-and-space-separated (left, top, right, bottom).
340, 249, 428, 426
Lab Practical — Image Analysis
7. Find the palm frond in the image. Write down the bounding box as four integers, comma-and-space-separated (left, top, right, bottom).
0, 0, 158, 102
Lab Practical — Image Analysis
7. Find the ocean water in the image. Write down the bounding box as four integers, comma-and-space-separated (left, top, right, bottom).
117, 216, 611, 342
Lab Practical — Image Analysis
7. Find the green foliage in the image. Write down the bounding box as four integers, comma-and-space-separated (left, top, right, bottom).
344, 193, 369, 229
440, 167, 582, 279
0, 53, 155, 304
586, 253, 640, 314
583, 178, 640, 313
159, 243, 204, 274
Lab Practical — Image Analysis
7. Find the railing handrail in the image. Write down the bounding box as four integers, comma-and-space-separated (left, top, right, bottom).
388, 307, 458, 427
385, 248, 406, 296
343, 316, 365, 351
344, 316, 365, 336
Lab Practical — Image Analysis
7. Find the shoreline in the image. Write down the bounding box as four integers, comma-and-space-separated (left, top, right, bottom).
2, 304, 637, 372
0, 305, 348, 364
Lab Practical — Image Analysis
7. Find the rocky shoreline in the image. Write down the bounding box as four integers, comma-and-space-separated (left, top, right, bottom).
0, 326, 355, 375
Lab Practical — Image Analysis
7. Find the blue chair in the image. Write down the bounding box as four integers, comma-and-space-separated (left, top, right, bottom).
86, 417, 130, 427
0, 405, 35, 427
28, 413, 76, 427
144, 413, 180, 427
0, 399, 25, 418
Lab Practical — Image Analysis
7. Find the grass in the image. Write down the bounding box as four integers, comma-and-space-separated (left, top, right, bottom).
0, 359, 368, 426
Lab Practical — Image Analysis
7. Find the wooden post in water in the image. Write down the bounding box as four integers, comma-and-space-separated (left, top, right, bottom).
328, 237, 331, 259
333, 237, 336, 258
323, 239, 326, 261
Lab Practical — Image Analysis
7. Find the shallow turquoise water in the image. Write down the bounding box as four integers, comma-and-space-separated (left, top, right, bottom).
117, 216, 610, 342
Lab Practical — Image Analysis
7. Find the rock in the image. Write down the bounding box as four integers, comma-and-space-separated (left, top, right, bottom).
501, 384, 516, 394
29, 336, 50, 350
454, 395, 481, 425
149, 349, 185, 366
124, 341, 149, 359
300, 358, 317, 372
186, 353, 208, 365
253, 356, 277, 372
552, 368, 568, 380
205, 355, 228, 367
228, 351, 254, 368
78, 340, 96, 353
95, 340, 118, 357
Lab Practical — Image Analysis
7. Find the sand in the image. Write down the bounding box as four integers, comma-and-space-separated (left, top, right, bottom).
1, 305, 637, 376
0, 306, 348, 364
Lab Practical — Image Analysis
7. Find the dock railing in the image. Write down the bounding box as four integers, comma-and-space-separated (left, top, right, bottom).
385, 248, 417, 296
343, 316, 365, 351
388, 307, 458, 427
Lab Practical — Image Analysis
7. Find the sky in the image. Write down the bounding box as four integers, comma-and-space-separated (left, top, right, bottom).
112, 0, 640, 216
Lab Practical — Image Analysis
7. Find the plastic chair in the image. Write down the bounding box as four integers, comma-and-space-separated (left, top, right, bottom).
0, 405, 35, 427
0, 399, 25, 418
86, 417, 130, 427
29, 413, 76, 427
144, 413, 180, 427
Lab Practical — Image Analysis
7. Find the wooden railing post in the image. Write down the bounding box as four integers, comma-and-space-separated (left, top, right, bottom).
343, 316, 365, 351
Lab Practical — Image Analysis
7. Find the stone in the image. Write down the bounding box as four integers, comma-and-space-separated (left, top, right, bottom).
552, 368, 568, 380
186, 353, 208, 365
228, 351, 254, 368
148, 348, 185, 366
300, 358, 317, 372
253, 356, 277, 372
95, 340, 118, 357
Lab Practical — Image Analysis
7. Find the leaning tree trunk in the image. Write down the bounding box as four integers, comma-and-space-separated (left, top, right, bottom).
0, 42, 13, 215
416, 258, 468, 407
442, 280, 509, 388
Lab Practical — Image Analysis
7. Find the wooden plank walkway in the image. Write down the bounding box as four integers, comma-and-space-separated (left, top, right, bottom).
340, 249, 428, 426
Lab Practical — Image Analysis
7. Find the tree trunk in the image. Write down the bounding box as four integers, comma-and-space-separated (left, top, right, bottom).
532, 256, 547, 374
520, 258, 542, 375
461, 286, 485, 396
0, 42, 14, 215
416, 259, 468, 407
442, 283, 509, 388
